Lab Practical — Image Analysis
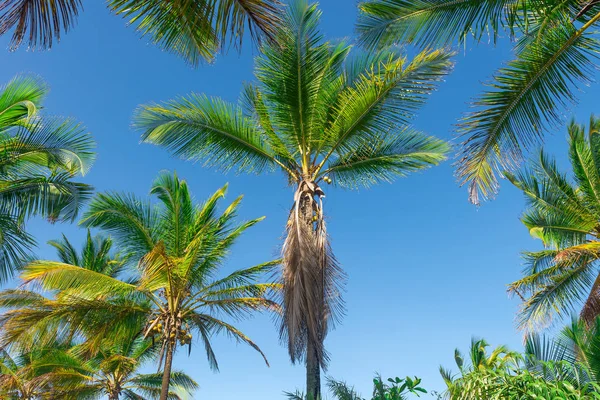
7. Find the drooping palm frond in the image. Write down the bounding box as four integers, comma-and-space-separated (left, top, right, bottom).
457, 21, 600, 204
357, 0, 518, 50
134, 94, 294, 175
358, 0, 600, 204
0, 0, 83, 50
108, 0, 282, 66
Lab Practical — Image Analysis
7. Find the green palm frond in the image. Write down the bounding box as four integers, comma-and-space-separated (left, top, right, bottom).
323, 129, 449, 188
0, 75, 46, 127
80, 191, 158, 258
457, 20, 600, 204
21, 261, 138, 297
357, 0, 517, 49
318, 48, 453, 171
0, 0, 83, 50
134, 94, 292, 175
108, 0, 282, 66
517, 258, 596, 332
191, 312, 269, 366
0, 76, 95, 283
326, 377, 362, 400
129, 371, 198, 392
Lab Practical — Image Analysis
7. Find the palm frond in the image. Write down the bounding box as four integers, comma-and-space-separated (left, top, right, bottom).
134, 94, 290, 174
323, 129, 449, 189
0, 0, 83, 50
456, 21, 600, 204
318, 47, 453, 171
80, 191, 158, 258
357, 0, 517, 49
0, 75, 46, 127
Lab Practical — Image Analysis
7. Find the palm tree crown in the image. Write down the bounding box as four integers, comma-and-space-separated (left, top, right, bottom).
0, 75, 95, 282
133, 0, 452, 397
508, 116, 600, 333
0, 171, 279, 400
357, 0, 600, 204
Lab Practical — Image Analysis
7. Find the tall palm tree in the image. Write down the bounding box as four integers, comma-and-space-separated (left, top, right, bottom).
357, 0, 600, 205
507, 116, 600, 333
0, 171, 279, 400
0, 74, 95, 282
132, 1, 452, 397
0, 0, 282, 66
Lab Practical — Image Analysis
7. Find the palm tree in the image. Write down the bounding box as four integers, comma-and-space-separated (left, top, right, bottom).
357, 0, 600, 205
47, 335, 198, 400
0, 347, 59, 399
507, 116, 600, 332
0, 336, 198, 399
0, 0, 282, 66
0, 171, 279, 400
0, 75, 95, 282
132, 1, 452, 397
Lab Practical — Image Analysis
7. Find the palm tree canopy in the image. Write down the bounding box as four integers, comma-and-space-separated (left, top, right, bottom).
508, 116, 600, 333
0, 172, 280, 376
0, 0, 282, 66
0, 75, 95, 283
357, 0, 600, 204
134, 1, 452, 187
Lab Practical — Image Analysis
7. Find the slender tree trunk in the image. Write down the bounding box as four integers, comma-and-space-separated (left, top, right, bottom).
306, 338, 321, 400
108, 392, 119, 400
160, 340, 175, 400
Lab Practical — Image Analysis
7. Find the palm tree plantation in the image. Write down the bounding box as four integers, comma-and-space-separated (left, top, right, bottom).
1, 0, 600, 399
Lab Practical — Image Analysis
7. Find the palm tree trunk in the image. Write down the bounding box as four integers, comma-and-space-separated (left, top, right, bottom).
306, 338, 321, 400
160, 340, 175, 400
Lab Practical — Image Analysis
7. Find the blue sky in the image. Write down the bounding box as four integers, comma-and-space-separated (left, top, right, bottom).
1, 1, 598, 398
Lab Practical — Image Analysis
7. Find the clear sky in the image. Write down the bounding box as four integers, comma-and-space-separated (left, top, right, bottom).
1, 2, 597, 399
